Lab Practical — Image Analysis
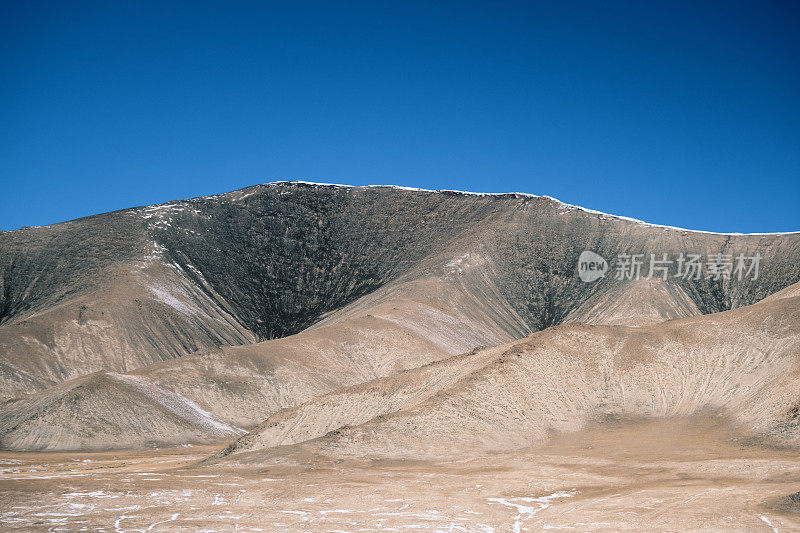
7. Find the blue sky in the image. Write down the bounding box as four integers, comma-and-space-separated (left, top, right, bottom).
1, 1, 798, 232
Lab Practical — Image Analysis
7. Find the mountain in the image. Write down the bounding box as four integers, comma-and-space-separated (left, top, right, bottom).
1, 181, 799, 451
219, 281, 800, 462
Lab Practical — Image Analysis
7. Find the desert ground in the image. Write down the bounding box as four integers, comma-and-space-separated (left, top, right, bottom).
1, 415, 798, 532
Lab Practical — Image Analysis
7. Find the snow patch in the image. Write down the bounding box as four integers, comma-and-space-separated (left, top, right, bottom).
109, 373, 244, 436
488, 490, 576, 533
759, 514, 779, 533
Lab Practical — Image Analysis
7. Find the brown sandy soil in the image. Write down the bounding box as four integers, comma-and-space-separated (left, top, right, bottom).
1, 416, 798, 532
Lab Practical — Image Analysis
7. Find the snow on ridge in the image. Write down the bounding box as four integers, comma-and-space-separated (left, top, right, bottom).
265, 181, 800, 236
549, 199, 800, 236
124, 179, 798, 237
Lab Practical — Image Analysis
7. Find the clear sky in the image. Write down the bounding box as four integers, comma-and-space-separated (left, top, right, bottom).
1, 1, 798, 232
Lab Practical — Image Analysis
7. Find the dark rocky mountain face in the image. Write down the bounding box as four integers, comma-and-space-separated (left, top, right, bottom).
0, 181, 799, 450
2, 182, 799, 384
150, 185, 520, 340
94, 184, 800, 332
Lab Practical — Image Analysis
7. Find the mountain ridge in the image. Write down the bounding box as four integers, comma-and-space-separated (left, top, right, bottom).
6, 180, 799, 236
1, 181, 799, 451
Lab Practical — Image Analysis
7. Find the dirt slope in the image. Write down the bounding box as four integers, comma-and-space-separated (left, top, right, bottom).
2, 182, 799, 452
220, 282, 800, 461
0, 260, 532, 450
0, 371, 243, 451
2, 181, 799, 403
562, 278, 701, 326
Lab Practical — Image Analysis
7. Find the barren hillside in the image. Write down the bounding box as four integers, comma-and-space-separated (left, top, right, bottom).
1, 181, 799, 452
220, 281, 800, 462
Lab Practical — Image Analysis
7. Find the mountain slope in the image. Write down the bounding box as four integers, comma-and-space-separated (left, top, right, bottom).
0, 259, 255, 400
2, 182, 799, 402
219, 282, 800, 461
0, 370, 244, 451
0, 259, 532, 450
562, 278, 701, 326
1, 181, 799, 451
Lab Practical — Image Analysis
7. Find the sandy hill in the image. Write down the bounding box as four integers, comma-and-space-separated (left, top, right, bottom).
218, 281, 800, 463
